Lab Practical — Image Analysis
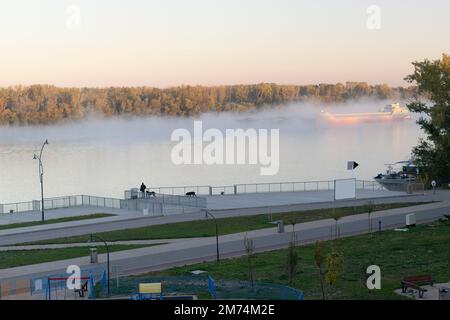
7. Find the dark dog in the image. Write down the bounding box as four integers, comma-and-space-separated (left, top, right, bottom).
146, 191, 156, 197
185, 191, 197, 197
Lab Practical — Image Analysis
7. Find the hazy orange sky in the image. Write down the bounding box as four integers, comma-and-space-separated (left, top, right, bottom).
0, 0, 449, 88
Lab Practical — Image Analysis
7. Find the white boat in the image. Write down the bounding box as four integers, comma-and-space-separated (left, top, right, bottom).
321, 103, 411, 124
374, 160, 419, 191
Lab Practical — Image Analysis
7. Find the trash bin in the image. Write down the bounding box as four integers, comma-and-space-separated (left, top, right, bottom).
406, 213, 416, 227
277, 220, 284, 233
439, 287, 450, 300
90, 248, 98, 264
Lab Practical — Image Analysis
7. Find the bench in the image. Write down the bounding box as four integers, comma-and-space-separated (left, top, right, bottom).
133, 282, 163, 300
401, 275, 434, 298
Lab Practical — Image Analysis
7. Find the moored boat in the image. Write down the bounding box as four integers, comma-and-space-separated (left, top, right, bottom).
374, 160, 419, 192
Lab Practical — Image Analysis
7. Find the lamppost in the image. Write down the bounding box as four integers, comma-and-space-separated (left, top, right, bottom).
204, 209, 220, 263
33, 139, 49, 222
89, 234, 110, 297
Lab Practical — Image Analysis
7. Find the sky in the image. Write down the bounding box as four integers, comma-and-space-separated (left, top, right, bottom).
0, 0, 449, 88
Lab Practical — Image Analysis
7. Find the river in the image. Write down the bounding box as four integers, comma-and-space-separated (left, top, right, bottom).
0, 102, 424, 203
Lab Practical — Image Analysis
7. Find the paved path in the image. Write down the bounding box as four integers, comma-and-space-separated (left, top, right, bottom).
205, 189, 406, 209
395, 282, 450, 300
1, 199, 449, 286
0, 207, 142, 225
0, 191, 445, 247
0, 239, 187, 251
0, 188, 418, 226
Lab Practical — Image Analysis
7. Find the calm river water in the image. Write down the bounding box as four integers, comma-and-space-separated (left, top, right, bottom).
0, 102, 423, 203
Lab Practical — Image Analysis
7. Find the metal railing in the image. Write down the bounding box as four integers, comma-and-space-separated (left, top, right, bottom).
235, 180, 335, 193
141, 185, 212, 196
0, 195, 122, 214
0, 180, 387, 215
145, 180, 386, 196
123, 190, 207, 208
356, 180, 387, 191
0, 201, 35, 214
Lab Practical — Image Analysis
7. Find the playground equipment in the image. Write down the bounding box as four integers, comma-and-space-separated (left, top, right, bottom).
131, 282, 164, 300
28, 267, 118, 300
46, 275, 94, 300
120, 274, 304, 300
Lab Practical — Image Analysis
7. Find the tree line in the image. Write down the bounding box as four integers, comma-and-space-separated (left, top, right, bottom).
0, 82, 417, 125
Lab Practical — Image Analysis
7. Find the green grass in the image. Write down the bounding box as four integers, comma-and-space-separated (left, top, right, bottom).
0, 244, 151, 269
126, 218, 450, 300
0, 213, 115, 231
21, 202, 430, 246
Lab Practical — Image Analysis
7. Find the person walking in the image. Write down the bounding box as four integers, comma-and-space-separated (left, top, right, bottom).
140, 182, 147, 198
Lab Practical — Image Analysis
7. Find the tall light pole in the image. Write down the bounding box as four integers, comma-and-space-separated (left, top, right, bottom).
33, 139, 49, 222
89, 234, 110, 297
204, 209, 220, 263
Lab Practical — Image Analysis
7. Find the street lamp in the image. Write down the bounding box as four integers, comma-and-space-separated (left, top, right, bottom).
33, 139, 49, 222
88, 234, 110, 297
204, 209, 220, 263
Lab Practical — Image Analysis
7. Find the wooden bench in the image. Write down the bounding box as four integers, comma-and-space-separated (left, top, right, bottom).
135, 282, 163, 300
401, 275, 434, 298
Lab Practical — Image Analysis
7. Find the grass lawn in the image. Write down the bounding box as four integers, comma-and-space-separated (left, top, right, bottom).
0, 213, 115, 231
121, 218, 450, 300
22, 202, 430, 245
0, 244, 151, 269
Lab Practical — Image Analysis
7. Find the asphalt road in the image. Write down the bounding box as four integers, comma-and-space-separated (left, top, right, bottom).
1, 199, 449, 287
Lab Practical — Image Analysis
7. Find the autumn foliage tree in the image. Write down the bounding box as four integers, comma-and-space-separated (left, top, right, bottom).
0, 83, 416, 126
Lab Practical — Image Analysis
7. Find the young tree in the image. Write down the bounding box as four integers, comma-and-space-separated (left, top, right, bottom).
365, 201, 375, 233
243, 234, 255, 288
287, 214, 298, 235
285, 214, 299, 285
330, 208, 344, 239
405, 53, 450, 185
314, 241, 327, 300
325, 248, 344, 292
286, 238, 298, 285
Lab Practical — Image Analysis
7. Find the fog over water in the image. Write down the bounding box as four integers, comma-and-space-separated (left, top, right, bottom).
0, 100, 423, 203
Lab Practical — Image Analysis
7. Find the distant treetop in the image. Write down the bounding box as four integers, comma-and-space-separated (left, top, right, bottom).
0, 82, 417, 125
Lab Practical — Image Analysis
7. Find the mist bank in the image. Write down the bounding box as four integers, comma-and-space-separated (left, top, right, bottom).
0, 98, 423, 204
0, 83, 418, 126
0, 99, 420, 148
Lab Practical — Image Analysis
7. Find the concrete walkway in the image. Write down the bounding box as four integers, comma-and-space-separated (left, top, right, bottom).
1, 198, 449, 286
0, 238, 196, 251
0, 190, 446, 247
0, 206, 143, 225
0, 188, 421, 227
205, 189, 407, 209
